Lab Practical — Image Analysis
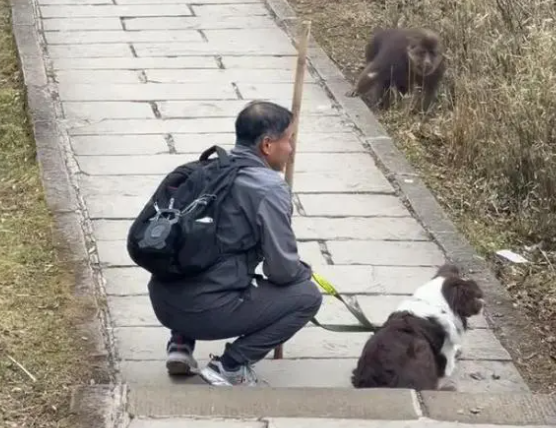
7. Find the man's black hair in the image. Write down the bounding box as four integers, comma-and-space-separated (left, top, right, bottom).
235, 101, 293, 147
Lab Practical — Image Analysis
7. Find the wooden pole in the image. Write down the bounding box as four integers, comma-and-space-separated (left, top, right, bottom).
284, 20, 311, 188
273, 20, 312, 360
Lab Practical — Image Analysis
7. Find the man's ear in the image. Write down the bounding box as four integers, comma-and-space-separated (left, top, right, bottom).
259, 136, 272, 155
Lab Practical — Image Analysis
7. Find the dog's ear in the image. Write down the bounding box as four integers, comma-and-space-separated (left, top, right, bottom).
443, 278, 484, 318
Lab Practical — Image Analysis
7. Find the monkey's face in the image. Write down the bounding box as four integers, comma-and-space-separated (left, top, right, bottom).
407, 40, 442, 76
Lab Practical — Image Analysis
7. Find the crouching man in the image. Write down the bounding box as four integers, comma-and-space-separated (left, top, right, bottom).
147, 101, 323, 387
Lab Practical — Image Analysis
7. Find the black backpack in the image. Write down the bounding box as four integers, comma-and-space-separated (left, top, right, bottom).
126, 145, 261, 281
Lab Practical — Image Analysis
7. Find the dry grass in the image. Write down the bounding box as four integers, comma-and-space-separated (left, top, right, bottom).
289, 0, 556, 391
0, 0, 97, 426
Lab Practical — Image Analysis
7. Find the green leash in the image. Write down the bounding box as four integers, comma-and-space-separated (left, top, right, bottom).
310, 272, 380, 333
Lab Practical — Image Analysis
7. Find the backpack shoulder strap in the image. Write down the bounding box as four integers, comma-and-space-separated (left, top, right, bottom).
200, 145, 231, 168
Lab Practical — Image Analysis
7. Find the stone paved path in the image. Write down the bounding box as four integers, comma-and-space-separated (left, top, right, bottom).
36, 0, 528, 393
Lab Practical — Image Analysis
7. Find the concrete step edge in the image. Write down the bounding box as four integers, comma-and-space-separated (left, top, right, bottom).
69, 384, 556, 427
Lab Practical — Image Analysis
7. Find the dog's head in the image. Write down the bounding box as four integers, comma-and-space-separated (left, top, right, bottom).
440, 269, 485, 321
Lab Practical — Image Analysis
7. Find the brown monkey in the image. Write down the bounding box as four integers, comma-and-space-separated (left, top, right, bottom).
347, 27, 446, 112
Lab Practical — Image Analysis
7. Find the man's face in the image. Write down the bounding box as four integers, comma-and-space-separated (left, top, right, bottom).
259, 124, 294, 172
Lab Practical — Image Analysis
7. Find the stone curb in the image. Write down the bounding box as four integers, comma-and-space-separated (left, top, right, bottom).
123, 385, 556, 426
8, 0, 123, 427
263, 0, 543, 395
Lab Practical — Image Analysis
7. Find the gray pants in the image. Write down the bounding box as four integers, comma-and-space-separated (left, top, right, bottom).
149, 277, 323, 365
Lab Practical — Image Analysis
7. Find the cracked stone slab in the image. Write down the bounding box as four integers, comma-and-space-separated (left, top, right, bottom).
95, 240, 326, 267
42, 17, 122, 31
39, 0, 112, 4
129, 418, 264, 428
123, 15, 277, 31
101, 265, 440, 297
221, 56, 298, 69
132, 41, 296, 56
63, 101, 154, 120
40, 5, 195, 17
327, 240, 446, 266
69, 114, 352, 136
89, 215, 428, 242
298, 194, 410, 217
158, 100, 336, 118
56, 70, 144, 84
51, 56, 219, 70
127, 385, 421, 420
79, 171, 394, 196
234, 83, 333, 102
146, 69, 315, 85
113, 325, 511, 361
106, 293, 488, 329
117, 0, 261, 3
70, 135, 168, 156
119, 358, 527, 392
76, 152, 384, 176
44, 30, 205, 44
58, 83, 238, 102
47, 43, 133, 58
191, 3, 269, 16
267, 419, 550, 428
420, 391, 556, 425
171, 132, 362, 153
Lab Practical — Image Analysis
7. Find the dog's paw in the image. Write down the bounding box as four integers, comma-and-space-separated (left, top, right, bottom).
438, 379, 457, 392
345, 89, 358, 98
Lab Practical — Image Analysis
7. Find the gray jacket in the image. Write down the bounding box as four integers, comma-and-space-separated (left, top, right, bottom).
150, 145, 312, 312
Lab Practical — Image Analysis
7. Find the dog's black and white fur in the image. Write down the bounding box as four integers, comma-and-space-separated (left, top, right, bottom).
351, 264, 484, 391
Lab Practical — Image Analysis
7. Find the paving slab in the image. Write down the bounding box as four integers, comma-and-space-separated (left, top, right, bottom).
327, 240, 446, 266
47, 43, 133, 58
129, 418, 264, 428
123, 16, 277, 31
106, 293, 488, 330
78, 170, 394, 196
145, 69, 316, 85
117, 0, 261, 3
44, 30, 205, 44
63, 101, 154, 119
95, 239, 327, 268
113, 325, 510, 361
39, 0, 112, 4
58, 83, 239, 102
75, 152, 392, 176
297, 193, 409, 217
420, 392, 556, 425
127, 386, 421, 420
56, 71, 144, 84
70, 135, 169, 156
156, 100, 334, 118
191, 3, 269, 16
132, 41, 296, 56
101, 265, 441, 297
119, 358, 527, 393
88, 215, 429, 243
221, 55, 300, 69
51, 56, 220, 70
40, 5, 195, 18
41, 17, 122, 31
172, 132, 362, 152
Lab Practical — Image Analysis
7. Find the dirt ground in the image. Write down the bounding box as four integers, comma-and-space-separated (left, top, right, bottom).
288, 0, 556, 393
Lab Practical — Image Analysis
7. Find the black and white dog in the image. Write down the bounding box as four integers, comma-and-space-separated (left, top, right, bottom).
351, 264, 484, 391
